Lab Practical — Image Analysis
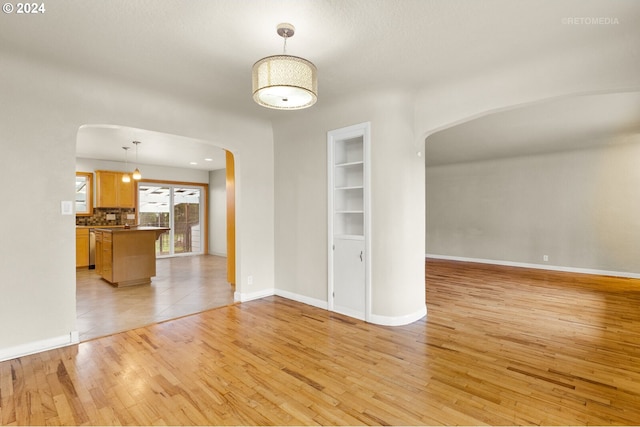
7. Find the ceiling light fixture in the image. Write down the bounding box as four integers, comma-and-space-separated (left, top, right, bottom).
121, 147, 131, 183
252, 23, 317, 110
132, 141, 142, 180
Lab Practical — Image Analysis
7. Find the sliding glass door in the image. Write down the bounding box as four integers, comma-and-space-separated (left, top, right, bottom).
138, 183, 204, 257
173, 187, 202, 254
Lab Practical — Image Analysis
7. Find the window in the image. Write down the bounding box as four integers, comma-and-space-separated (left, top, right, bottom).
75, 172, 93, 216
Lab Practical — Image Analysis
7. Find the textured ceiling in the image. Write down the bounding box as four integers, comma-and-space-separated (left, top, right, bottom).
1, 0, 639, 167
76, 125, 227, 171
426, 91, 640, 166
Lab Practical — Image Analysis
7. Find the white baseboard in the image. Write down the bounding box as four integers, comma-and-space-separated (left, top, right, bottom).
208, 251, 227, 257
426, 254, 640, 279
334, 305, 366, 321
275, 291, 428, 327
0, 331, 80, 362
369, 305, 427, 326
250, 288, 427, 327
275, 289, 328, 310
234, 288, 275, 302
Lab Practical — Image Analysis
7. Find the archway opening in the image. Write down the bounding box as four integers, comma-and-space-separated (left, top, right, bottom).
75, 124, 237, 341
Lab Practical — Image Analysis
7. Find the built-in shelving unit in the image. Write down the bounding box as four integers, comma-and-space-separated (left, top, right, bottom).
328, 122, 371, 321
333, 138, 365, 239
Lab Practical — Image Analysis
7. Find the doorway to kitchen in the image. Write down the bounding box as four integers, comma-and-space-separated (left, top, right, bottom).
75, 124, 239, 342
138, 181, 206, 257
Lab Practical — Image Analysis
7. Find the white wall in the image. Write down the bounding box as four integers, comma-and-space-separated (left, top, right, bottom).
273, 89, 426, 324
0, 51, 274, 360
208, 169, 227, 257
426, 136, 640, 275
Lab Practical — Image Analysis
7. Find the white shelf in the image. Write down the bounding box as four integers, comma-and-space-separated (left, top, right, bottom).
335, 186, 364, 191
335, 161, 364, 168
334, 137, 364, 165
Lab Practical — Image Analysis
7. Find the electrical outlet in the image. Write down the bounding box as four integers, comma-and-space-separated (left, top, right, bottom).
247, 275, 253, 285
106, 214, 116, 220
543, 255, 549, 262
127, 214, 135, 220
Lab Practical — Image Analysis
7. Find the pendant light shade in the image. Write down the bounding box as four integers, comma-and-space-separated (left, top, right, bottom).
121, 146, 131, 183
252, 55, 317, 110
252, 23, 317, 110
132, 168, 142, 180
132, 141, 142, 180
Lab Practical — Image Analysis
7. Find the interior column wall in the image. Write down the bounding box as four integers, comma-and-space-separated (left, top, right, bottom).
273, 89, 426, 324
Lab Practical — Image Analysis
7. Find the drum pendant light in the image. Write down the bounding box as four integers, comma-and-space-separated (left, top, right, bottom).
252, 23, 318, 110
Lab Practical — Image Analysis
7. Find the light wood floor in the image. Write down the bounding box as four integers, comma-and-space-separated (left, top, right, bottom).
76, 255, 235, 341
2, 258, 640, 425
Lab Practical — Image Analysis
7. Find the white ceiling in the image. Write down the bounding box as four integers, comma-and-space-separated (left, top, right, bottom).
76, 124, 227, 171
426, 91, 640, 166
2, 0, 639, 167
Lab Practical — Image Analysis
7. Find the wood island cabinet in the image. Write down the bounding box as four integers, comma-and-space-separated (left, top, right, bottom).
101, 231, 113, 282
94, 227, 169, 287
95, 170, 135, 208
95, 229, 103, 275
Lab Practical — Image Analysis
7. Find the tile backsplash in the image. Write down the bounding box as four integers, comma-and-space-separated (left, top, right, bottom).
76, 208, 135, 226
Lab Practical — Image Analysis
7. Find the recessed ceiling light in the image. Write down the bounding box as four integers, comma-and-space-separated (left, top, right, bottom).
190, 162, 198, 165
204, 158, 213, 162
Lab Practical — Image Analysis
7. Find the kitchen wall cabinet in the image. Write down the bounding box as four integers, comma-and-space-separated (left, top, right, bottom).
95, 170, 135, 208
75, 228, 89, 268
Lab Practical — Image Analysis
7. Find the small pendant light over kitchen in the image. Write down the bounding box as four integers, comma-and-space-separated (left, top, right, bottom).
252, 23, 317, 110
121, 146, 131, 183
132, 140, 142, 180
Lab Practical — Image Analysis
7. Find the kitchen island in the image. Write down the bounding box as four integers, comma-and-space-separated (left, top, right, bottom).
94, 227, 169, 287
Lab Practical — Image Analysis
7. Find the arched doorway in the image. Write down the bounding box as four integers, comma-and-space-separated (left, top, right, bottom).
75, 124, 237, 340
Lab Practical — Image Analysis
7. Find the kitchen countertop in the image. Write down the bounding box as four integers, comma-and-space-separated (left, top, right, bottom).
76, 225, 169, 232
97, 226, 170, 233
76, 225, 125, 229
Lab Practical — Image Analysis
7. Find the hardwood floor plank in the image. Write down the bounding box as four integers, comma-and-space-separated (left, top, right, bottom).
3, 258, 640, 424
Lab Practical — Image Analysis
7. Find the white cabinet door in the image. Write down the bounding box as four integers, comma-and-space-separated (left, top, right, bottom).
333, 238, 365, 320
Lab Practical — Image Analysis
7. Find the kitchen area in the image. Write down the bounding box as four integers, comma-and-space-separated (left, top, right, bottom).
74, 125, 234, 341
76, 170, 169, 287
